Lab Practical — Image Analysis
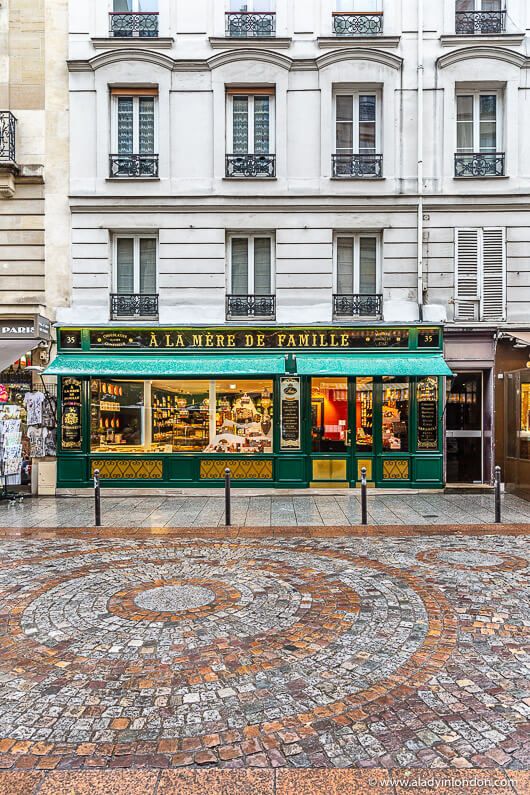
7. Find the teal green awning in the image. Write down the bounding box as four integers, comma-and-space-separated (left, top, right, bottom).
45, 354, 286, 377
295, 354, 452, 377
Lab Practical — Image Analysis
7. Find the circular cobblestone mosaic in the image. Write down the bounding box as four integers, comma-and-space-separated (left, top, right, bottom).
0, 534, 527, 769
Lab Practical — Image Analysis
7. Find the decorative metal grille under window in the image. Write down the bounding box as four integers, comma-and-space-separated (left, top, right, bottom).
333, 294, 383, 318
0, 111, 16, 163
225, 12, 276, 37
110, 294, 159, 319
454, 153, 505, 177
226, 295, 276, 318
109, 154, 159, 177
332, 154, 382, 178
226, 154, 276, 178
109, 12, 159, 37
455, 10, 506, 35
333, 13, 383, 36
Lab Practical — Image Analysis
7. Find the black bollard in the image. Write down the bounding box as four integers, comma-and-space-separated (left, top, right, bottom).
361, 466, 368, 525
494, 465, 501, 524
94, 468, 101, 527
224, 467, 231, 526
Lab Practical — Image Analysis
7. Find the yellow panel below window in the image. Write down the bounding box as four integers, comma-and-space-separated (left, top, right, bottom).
200, 459, 273, 480
383, 459, 409, 480
312, 459, 348, 481
357, 459, 373, 481
91, 460, 163, 480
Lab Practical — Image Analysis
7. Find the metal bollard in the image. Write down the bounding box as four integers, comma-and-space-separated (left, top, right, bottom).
93, 468, 101, 527
224, 467, 231, 526
494, 465, 501, 524
361, 466, 368, 526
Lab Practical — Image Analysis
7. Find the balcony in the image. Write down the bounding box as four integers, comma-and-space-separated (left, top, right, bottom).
109, 154, 159, 178
226, 154, 276, 178
332, 12, 383, 36
110, 294, 159, 320
332, 153, 383, 178
333, 294, 383, 319
0, 111, 16, 165
226, 294, 276, 320
225, 12, 276, 38
454, 152, 505, 178
455, 10, 506, 35
109, 12, 159, 37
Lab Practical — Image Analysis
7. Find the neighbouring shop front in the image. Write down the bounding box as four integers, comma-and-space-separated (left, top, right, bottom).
47, 325, 451, 490
496, 331, 530, 501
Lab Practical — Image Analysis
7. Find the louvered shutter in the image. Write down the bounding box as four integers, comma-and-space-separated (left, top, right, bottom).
481, 227, 505, 321
455, 229, 480, 320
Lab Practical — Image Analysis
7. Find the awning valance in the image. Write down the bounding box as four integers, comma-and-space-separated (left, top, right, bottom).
295, 354, 452, 377
45, 354, 287, 377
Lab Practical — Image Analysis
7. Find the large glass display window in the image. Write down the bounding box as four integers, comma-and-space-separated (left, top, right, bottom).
355, 377, 373, 452
382, 377, 409, 452
520, 380, 530, 460
90, 378, 273, 454
311, 378, 349, 452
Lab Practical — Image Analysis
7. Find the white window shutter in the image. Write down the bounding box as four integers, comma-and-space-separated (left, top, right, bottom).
455, 229, 480, 320
481, 227, 505, 321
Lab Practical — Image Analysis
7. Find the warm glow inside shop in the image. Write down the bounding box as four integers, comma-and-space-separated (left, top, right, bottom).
48, 326, 451, 489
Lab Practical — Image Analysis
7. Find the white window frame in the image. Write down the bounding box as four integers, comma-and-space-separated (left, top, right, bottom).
111, 94, 159, 154
226, 94, 276, 155
333, 233, 382, 295
456, 0, 503, 11
336, 0, 381, 10
112, 234, 158, 294
333, 89, 381, 155
227, 233, 276, 295
456, 89, 502, 153
112, 1, 158, 11
228, 1, 275, 11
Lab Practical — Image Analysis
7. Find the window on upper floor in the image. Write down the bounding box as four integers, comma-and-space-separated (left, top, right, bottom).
334, 0, 383, 36
226, 0, 276, 38
455, 228, 506, 321
333, 90, 382, 178
334, 234, 382, 318
112, 234, 158, 319
111, 0, 159, 38
455, 1, 505, 35
455, 91, 504, 177
110, 89, 158, 178
226, 234, 275, 319
226, 88, 276, 178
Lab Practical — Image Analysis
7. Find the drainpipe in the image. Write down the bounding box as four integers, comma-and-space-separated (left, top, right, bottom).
417, 0, 424, 320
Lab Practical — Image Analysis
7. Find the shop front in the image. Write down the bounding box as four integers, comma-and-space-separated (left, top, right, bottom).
48, 325, 450, 490
496, 332, 530, 501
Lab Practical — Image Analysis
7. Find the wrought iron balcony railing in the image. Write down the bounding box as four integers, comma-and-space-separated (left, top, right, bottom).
454, 152, 505, 178
110, 294, 159, 320
225, 12, 276, 37
333, 294, 383, 318
332, 153, 383, 178
455, 10, 506, 35
0, 111, 16, 164
226, 294, 276, 319
333, 12, 383, 36
226, 153, 276, 178
109, 12, 159, 37
109, 153, 159, 178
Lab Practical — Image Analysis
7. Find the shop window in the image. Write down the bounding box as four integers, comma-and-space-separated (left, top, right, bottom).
455, 228, 505, 321
382, 377, 409, 452
311, 378, 349, 453
520, 381, 530, 460
89, 378, 273, 454
355, 377, 373, 452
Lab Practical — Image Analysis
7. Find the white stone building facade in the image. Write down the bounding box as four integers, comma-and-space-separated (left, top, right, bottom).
57, 0, 530, 487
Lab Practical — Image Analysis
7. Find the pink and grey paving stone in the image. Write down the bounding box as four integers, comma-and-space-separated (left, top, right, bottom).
0, 524, 527, 785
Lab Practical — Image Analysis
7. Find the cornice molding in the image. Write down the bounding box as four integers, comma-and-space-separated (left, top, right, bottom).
317, 36, 400, 50
316, 48, 402, 71
90, 37, 174, 50
207, 48, 293, 70
437, 45, 526, 70
208, 37, 292, 50
439, 34, 525, 48
68, 49, 176, 72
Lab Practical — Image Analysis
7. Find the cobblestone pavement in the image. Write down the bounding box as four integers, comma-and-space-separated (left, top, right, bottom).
0, 527, 527, 783
0, 491, 529, 527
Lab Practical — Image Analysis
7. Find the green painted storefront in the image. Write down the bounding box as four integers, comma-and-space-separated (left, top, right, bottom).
50, 325, 450, 490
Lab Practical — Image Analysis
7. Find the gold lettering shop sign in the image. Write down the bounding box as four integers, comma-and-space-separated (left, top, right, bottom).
87, 328, 410, 350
